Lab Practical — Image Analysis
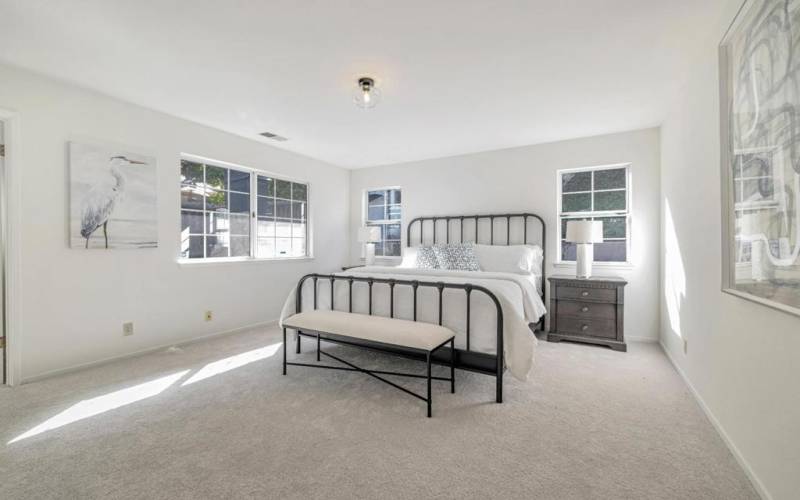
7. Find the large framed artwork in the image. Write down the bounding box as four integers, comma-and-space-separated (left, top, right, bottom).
69, 141, 158, 249
720, 0, 800, 316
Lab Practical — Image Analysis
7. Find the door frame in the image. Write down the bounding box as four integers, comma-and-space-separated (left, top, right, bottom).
0, 108, 22, 385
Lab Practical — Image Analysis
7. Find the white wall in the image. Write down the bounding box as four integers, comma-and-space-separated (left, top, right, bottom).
660, 2, 800, 499
0, 64, 349, 381
349, 128, 661, 340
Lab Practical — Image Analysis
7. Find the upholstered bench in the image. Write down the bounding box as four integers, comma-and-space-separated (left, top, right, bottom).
282, 310, 456, 417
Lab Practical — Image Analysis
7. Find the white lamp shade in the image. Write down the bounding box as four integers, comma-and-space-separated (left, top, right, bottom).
566, 220, 603, 243
358, 226, 381, 243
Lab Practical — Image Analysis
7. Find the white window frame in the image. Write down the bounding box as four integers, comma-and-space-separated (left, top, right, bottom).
556, 163, 632, 267
362, 186, 402, 260
178, 154, 312, 263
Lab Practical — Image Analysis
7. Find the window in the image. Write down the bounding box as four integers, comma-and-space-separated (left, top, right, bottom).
365, 188, 402, 257
558, 165, 630, 263
255, 175, 308, 258
180, 158, 309, 260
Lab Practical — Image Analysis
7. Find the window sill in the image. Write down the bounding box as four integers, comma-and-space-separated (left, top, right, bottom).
554, 261, 634, 270
178, 256, 314, 267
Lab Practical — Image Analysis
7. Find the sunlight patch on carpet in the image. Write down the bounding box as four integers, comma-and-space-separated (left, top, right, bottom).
181, 343, 281, 386
8, 370, 189, 444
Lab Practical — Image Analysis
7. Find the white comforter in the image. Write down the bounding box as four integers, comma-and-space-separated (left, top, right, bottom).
280, 266, 546, 380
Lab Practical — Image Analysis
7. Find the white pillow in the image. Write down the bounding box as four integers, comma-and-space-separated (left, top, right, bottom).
398, 246, 418, 268
474, 244, 542, 275
529, 245, 544, 276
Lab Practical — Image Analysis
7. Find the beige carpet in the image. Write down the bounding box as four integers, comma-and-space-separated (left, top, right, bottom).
0, 326, 758, 499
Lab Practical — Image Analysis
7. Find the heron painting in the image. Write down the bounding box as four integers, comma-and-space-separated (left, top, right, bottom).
69, 142, 158, 249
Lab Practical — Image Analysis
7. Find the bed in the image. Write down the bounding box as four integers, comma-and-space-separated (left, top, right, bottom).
280, 212, 547, 402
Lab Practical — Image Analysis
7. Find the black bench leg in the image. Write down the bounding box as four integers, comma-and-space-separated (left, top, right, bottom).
496, 372, 503, 404
317, 333, 321, 362
450, 338, 455, 394
282, 328, 287, 376
427, 352, 432, 418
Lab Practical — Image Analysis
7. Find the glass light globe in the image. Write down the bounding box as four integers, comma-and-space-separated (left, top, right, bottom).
353, 77, 381, 109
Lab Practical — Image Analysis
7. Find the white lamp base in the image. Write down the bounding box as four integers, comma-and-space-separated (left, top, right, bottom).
364, 243, 376, 266
576, 243, 594, 278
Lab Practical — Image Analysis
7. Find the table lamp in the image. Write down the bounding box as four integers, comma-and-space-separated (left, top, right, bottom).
358, 226, 382, 265
566, 220, 604, 278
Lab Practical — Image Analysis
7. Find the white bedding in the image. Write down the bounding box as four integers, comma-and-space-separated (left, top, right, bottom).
280, 265, 546, 380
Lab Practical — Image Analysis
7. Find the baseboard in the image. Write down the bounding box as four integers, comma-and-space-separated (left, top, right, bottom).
626, 335, 658, 343
21, 319, 279, 384
659, 340, 771, 500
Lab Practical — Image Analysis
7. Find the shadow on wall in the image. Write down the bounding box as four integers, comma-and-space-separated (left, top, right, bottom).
664, 199, 687, 339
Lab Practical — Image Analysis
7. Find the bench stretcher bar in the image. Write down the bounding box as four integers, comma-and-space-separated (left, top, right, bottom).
283, 328, 455, 418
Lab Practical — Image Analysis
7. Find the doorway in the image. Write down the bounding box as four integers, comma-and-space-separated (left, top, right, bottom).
0, 109, 19, 387
0, 119, 5, 384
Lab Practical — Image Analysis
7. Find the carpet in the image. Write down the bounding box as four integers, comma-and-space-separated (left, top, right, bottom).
0, 326, 758, 499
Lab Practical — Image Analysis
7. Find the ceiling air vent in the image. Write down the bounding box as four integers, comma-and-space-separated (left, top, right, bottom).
259, 131, 288, 142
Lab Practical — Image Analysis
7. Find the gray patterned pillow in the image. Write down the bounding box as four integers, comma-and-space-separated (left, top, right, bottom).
431, 244, 449, 270
434, 243, 480, 271
415, 245, 440, 269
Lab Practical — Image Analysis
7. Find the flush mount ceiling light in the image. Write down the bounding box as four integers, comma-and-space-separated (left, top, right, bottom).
353, 77, 381, 109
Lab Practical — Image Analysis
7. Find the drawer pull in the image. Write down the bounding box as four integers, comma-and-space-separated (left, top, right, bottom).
581, 324, 589, 331
581, 306, 589, 312
581, 291, 589, 297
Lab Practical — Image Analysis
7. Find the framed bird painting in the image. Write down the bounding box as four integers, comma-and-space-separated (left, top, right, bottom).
69, 141, 158, 249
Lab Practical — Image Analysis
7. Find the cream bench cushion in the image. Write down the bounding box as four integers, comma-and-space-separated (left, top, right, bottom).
283, 310, 455, 351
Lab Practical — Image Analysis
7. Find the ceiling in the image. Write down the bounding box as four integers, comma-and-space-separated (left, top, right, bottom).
0, 1, 727, 168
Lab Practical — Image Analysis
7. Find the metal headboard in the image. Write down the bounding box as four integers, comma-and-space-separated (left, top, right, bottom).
406, 212, 547, 308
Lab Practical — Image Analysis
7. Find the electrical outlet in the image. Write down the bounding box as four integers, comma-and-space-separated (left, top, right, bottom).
123, 322, 134, 336
683, 338, 688, 355
204, 310, 213, 322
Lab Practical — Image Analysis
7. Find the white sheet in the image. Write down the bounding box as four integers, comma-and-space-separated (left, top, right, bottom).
280, 266, 546, 380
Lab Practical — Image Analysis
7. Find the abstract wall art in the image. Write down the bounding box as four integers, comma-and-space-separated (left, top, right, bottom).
720, 0, 800, 315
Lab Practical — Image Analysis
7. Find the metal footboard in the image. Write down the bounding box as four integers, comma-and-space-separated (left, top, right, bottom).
292, 273, 506, 403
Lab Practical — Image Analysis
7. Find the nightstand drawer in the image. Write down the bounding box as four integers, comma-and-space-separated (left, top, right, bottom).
556, 316, 617, 339
556, 286, 616, 303
557, 300, 616, 320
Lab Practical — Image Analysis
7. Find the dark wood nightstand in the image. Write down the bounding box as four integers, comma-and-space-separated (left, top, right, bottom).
547, 275, 627, 352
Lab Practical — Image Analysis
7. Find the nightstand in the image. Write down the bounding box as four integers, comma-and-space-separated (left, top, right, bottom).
547, 275, 627, 352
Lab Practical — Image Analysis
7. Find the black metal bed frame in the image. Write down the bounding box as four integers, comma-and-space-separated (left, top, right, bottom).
294, 274, 505, 402
407, 212, 546, 293
407, 212, 547, 331
293, 212, 546, 404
